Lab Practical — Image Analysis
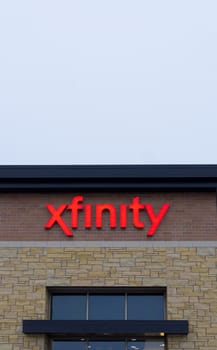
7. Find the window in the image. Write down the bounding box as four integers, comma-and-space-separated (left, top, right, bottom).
53, 339, 165, 350
52, 295, 86, 320
50, 289, 166, 350
127, 295, 164, 320
51, 291, 164, 320
89, 294, 125, 320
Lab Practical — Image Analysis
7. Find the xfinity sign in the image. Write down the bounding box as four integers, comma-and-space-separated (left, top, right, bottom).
44, 196, 170, 237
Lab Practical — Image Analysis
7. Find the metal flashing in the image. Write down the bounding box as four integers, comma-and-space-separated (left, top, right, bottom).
0, 165, 217, 190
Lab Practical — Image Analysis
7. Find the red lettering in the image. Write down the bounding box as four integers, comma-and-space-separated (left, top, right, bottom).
84, 204, 92, 228
129, 196, 145, 228
67, 196, 83, 228
96, 204, 116, 228
44, 204, 73, 236
145, 203, 170, 236
44, 196, 171, 238
120, 204, 127, 228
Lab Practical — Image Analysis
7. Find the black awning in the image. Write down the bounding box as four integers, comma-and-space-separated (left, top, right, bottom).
23, 320, 188, 335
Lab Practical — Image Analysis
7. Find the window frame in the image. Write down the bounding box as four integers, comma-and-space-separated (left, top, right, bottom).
49, 287, 166, 321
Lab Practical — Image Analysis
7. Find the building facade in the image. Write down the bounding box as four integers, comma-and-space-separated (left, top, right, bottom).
0, 165, 217, 350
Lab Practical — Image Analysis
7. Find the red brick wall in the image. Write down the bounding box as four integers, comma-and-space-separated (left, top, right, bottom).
0, 192, 216, 241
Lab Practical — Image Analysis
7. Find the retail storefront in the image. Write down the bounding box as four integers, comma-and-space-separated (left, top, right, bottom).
0, 165, 217, 350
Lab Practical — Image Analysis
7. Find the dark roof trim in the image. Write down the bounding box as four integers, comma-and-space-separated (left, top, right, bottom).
1, 164, 217, 179
23, 320, 189, 335
0, 165, 217, 190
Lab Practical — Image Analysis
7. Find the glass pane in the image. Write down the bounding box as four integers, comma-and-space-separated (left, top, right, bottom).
89, 294, 125, 320
128, 340, 165, 350
90, 341, 125, 350
52, 295, 86, 320
53, 340, 165, 350
127, 295, 164, 320
53, 341, 87, 350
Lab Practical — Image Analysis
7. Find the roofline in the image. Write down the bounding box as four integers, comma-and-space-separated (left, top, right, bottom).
0, 165, 217, 191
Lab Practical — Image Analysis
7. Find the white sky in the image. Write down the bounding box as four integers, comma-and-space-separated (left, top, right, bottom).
0, 1, 217, 165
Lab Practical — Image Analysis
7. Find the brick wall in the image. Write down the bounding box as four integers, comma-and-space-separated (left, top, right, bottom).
0, 192, 216, 241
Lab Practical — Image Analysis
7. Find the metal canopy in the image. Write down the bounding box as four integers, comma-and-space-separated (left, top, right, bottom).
23, 320, 189, 335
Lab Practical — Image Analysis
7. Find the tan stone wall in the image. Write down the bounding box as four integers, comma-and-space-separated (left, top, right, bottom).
0, 246, 217, 350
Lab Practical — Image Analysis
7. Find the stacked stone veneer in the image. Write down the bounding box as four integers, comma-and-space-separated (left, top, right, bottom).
0, 244, 217, 350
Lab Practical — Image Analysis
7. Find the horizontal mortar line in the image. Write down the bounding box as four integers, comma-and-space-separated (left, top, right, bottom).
0, 241, 217, 248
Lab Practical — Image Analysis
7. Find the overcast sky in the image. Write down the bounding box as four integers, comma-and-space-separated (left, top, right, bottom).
0, 1, 217, 165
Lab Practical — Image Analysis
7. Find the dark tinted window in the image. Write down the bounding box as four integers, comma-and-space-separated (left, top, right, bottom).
53, 341, 87, 350
127, 295, 164, 320
89, 294, 125, 320
52, 295, 86, 320
128, 340, 165, 349
53, 340, 165, 350
51, 291, 164, 320
90, 341, 125, 350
